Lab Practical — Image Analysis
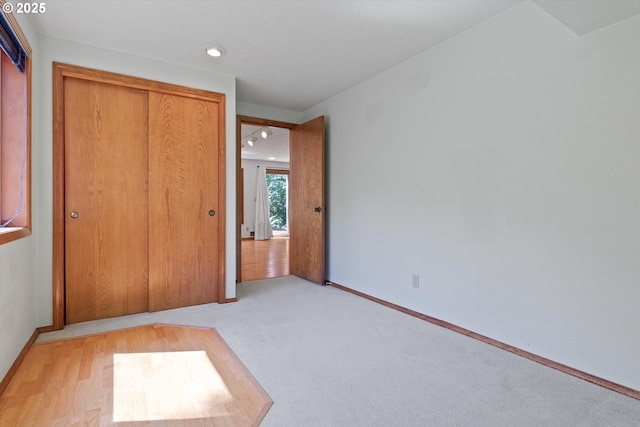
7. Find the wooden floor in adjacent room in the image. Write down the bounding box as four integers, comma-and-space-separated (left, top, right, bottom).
0, 324, 272, 427
241, 236, 289, 282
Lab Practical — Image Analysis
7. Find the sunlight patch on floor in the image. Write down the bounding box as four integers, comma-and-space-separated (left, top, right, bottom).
113, 351, 232, 422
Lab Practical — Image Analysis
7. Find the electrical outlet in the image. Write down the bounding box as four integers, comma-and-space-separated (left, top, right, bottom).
412, 274, 419, 289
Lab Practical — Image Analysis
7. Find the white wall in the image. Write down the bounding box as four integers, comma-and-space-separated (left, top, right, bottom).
304, 1, 640, 390
0, 238, 37, 383
241, 159, 290, 238
237, 101, 303, 124
0, 14, 40, 383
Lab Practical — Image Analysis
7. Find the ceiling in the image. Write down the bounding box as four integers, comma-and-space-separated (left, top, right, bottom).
534, 0, 640, 35
29, 1, 640, 112
240, 124, 290, 163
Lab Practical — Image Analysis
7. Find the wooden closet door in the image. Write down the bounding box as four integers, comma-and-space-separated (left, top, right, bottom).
64, 78, 149, 324
148, 92, 220, 310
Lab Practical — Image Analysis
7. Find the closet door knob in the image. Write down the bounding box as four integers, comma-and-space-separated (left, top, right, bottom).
70, 211, 79, 219
208, 210, 216, 216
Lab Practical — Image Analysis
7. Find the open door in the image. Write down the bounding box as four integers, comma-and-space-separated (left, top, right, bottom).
289, 116, 325, 284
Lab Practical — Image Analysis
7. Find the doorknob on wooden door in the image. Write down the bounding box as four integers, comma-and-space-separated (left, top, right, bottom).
314, 207, 322, 213
69, 211, 79, 219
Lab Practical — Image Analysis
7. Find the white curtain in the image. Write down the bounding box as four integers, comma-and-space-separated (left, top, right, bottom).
254, 166, 273, 240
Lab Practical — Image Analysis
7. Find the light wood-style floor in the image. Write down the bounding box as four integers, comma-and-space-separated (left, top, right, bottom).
241, 236, 289, 282
0, 324, 272, 427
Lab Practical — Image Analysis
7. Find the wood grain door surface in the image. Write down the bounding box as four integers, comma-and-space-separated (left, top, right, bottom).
64, 78, 149, 324
57, 63, 226, 326
289, 116, 325, 284
148, 92, 220, 311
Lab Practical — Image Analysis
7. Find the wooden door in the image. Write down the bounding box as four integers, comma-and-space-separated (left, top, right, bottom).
148, 92, 220, 310
289, 116, 325, 284
64, 78, 149, 324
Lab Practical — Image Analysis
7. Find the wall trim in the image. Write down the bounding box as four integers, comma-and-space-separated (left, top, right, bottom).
327, 281, 640, 401
0, 325, 52, 396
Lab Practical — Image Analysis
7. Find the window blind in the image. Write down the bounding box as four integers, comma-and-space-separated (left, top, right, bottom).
0, 13, 26, 72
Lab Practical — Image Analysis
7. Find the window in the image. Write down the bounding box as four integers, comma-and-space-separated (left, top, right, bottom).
266, 169, 289, 235
0, 6, 31, 245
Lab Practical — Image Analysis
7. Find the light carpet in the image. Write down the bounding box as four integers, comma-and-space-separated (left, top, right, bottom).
38, 275, 640, 426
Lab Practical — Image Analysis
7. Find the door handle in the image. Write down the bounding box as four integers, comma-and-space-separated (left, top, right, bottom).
209, 209, 216, 216
314, 207, 322, 213
70, 211, 79, 219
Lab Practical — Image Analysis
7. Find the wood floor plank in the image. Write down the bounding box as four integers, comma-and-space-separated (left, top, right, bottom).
241, 237, 289, 282
0, 324, 272, 427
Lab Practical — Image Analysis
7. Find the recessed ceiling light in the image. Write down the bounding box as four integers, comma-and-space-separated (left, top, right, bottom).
269, 157, 275, 160
205, 45, 226, 58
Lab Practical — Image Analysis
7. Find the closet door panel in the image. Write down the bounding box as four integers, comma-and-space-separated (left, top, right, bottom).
64, 78, 149, 324
148, 92, 220, 310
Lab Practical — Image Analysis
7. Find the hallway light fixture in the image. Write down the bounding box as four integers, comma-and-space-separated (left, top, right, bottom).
261, 128, 273, 139
243, 127, 273, 147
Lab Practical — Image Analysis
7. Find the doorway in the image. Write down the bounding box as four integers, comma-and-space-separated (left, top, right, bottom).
236, 115, 326, 285
237, 117, 294, 282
